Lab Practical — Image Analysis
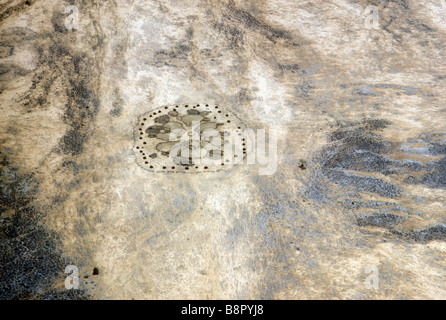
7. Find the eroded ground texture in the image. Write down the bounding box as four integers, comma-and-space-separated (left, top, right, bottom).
0, 0, 445, 299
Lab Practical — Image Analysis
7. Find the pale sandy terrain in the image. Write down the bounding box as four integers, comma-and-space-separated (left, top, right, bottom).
0, 0, 445, 299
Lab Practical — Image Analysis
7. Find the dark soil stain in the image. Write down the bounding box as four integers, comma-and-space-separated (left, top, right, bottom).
226, 2, 293, 44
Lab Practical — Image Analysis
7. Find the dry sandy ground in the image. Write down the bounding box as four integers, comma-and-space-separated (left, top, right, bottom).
0, 0, 445, 299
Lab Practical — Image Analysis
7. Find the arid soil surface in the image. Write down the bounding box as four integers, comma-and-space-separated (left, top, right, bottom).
0, 0, 445, 299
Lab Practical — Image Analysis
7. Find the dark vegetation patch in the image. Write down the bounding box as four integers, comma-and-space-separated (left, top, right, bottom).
0, 151, 87, 299
357, 213, 405, 228
393, 224, 446, 243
